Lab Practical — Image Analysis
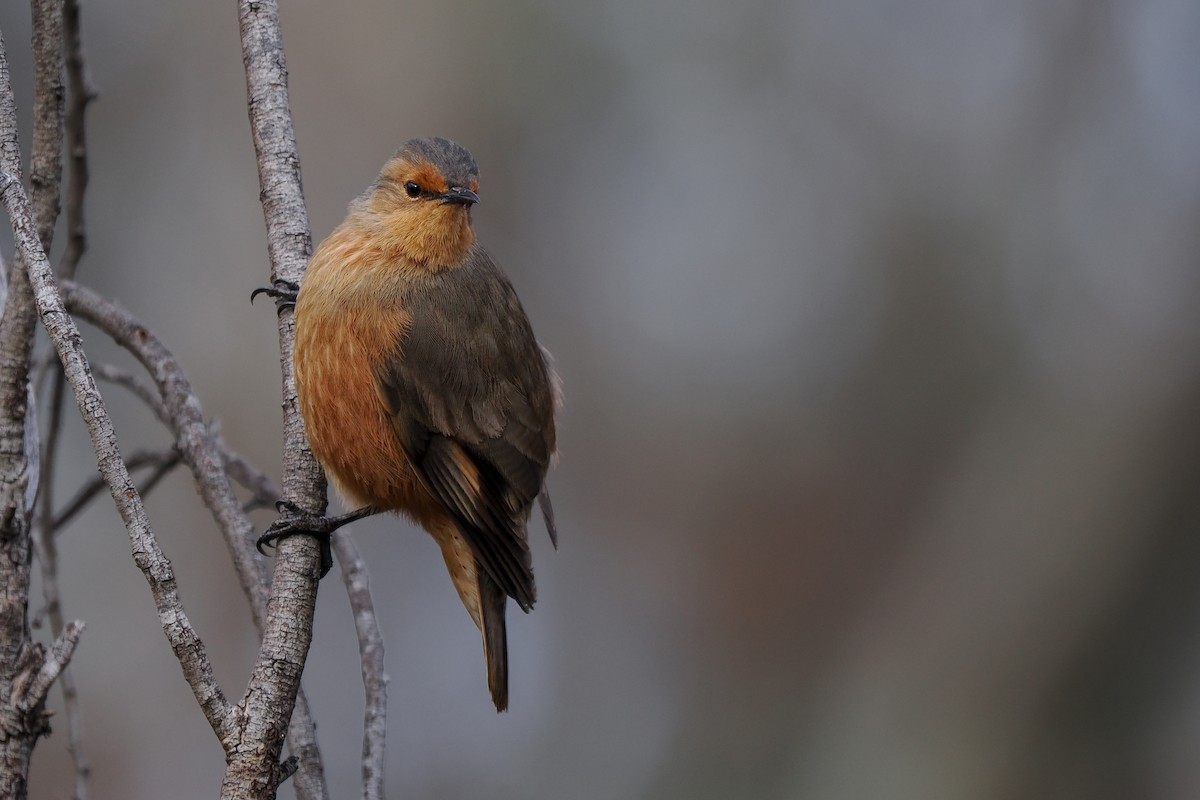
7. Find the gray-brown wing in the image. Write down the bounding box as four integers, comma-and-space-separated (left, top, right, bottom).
375, 250, 556, 611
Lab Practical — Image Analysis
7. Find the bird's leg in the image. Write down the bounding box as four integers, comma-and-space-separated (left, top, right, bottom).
250, 279, 301, 313
256, 501, 379, 577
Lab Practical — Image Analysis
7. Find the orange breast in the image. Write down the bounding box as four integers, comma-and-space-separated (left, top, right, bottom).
292, 224, 437, 522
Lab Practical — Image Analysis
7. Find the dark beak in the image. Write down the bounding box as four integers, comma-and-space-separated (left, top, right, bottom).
441, 187, 480, 206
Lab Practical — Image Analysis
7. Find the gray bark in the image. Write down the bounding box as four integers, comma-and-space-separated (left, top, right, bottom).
228, 0, 333, 796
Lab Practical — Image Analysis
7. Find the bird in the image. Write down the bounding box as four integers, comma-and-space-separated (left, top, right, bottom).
267, 137, 559, 712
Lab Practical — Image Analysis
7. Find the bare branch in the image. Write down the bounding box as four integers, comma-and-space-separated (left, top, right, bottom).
58, 279, 331, 792
215, 432, 282, 511
94, 366, 281, 512
16, 620, 83, 713
333, 532, 388, 800
0, 169, 236, 746
28, 0, 64, 252
93, 368, 280, 514
92, 362, 167, 424
28, 3, 92, 794
59, 281, 272, 612
0, 13, 53, 542
50, 447, 180, 532
0, 8, 61, 795
58, 0, 94, 281
32, 371, 85, 800
28, 528, 88, 800
234, 0, 338, 796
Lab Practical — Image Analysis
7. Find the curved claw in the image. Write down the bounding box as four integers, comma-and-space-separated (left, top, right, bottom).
251, 280, 301, 312
255, 504, 379, 577
255, 517, 333, 575
255, 526, 287, 556
274, 499, 302, 515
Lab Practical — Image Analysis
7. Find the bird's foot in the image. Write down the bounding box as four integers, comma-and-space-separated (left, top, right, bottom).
256, 501, 378, 577
250, 280, 300, 314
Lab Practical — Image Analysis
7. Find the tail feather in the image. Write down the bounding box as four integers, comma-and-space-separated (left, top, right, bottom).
538, 489, 558, 550
479, 567, 510, 712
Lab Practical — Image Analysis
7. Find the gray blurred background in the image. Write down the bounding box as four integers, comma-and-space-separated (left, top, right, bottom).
3, 0, 1200, 798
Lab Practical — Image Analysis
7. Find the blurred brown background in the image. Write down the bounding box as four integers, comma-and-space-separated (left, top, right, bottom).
3, 1, 1200, 798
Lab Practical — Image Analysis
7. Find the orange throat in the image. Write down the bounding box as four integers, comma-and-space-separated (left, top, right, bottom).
363, 194, 476, 271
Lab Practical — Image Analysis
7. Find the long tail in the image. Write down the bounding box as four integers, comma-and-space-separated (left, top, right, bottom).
478, 567, 510, 712
432, 520, 513, 711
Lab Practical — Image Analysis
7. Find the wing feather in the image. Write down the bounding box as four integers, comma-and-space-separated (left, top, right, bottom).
375, 247, 556, 610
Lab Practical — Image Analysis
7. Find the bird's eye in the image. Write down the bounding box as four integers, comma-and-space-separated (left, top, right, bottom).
404, 181, 421, 198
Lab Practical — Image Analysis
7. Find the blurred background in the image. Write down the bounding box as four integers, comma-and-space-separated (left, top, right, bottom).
3, 0, 1200, 798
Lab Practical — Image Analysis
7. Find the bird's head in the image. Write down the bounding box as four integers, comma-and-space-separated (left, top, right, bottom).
365, 137, 481, 269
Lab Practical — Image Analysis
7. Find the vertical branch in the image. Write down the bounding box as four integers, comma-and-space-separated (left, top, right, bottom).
27, 0, 64, 250
0, 4, 62, 795
333, 533, 388, 800
0, 26, 36, 797
35, 2, 94, 795
232, 1, 331, 798
58, 0, 93, 282
39, 0, 92, 532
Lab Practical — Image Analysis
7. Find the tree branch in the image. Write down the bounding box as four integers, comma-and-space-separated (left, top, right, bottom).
333, 532, 388, 800
27, 2, 92, 794
90, 367, 281, 513
59, 278, 334, 795
92, 362, 167, 424
0, 8, 60, 795
36, 9, 96, 788
59, 280, 272, 611
27, 0, 64, 251
232, 0, 336, 796
49, 447, 180, 532
57, 0, 93, 282
15, 619, 83, 714
4, 5, 356, 796
214, 431, 282, 511
0, 167, 236, 747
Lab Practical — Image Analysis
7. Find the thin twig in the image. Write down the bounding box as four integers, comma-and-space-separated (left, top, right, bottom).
92, 362, 168, 425
215, 432, 282, 511
333, 532, 388, 800
93, 365, 280, 512
31, 347, 58, 401
136, 448, 184, 500
50, 447, 180, 532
